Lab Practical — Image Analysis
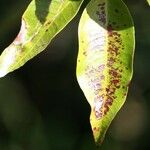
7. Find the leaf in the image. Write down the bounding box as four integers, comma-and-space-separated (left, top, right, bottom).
77, 0, 135, 147
0, 0, 84, 77
147, 0, 150, 5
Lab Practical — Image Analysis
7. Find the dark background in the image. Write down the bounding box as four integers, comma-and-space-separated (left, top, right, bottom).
0, 0, 150, 149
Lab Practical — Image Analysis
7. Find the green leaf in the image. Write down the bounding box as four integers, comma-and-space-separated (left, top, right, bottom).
77, 0, 135, 146
147, 0, 150, 5
0, 0, 84, 77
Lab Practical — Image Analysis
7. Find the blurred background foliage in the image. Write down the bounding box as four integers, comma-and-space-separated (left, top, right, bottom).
0, 0, 149, 149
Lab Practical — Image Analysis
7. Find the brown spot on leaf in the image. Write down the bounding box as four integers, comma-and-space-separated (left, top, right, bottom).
45, 21, 51, 26
101, 22, 124, 116
83, 51, 87, 56
93, 127, 100, 132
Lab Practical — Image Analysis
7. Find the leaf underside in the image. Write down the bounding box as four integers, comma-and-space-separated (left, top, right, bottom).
0, 0, 84, 77
77, 0, 135, 147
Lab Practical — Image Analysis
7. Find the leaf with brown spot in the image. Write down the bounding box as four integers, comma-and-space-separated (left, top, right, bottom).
76, 0, 135, 147
0, 0, 84, 77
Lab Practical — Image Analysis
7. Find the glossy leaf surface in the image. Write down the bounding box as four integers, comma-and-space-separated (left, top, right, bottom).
77, 0, 135, 146
0, 0, 83, 77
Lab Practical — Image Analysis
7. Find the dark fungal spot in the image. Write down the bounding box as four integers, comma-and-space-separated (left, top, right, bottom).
96, 2, 106, 25
93, 127, 100, 132
83, 51, 87, 56
107, 24, 113, 33
93, 127, 97, 131
107, 24, 122, 56
108, 57, 115, 66
109, 69, 118, 78
45, 21, 51, 26
119, 69, 123, 72
106, 97, 113, 105
111, 79, 120, 86
104, 105, 109, 115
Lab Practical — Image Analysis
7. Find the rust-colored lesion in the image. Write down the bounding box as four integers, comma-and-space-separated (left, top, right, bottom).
86, 2, 127, 119
90, 24, 124, 118
89, 24, 124, 118
92, 126, 100, 133
102, 23, 123, 116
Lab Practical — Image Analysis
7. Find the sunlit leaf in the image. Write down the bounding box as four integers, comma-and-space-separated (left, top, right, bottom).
77, 0, 135, 147
0, 0, 84, 77
147, 0, 150, 5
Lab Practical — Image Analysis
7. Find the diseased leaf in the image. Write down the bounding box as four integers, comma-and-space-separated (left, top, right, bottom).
0, 0, 84, 77
77, 0, 135, 146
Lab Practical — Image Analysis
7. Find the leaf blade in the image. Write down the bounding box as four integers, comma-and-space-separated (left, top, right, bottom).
0, 0, 84, 77
77, 0, 135, 146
